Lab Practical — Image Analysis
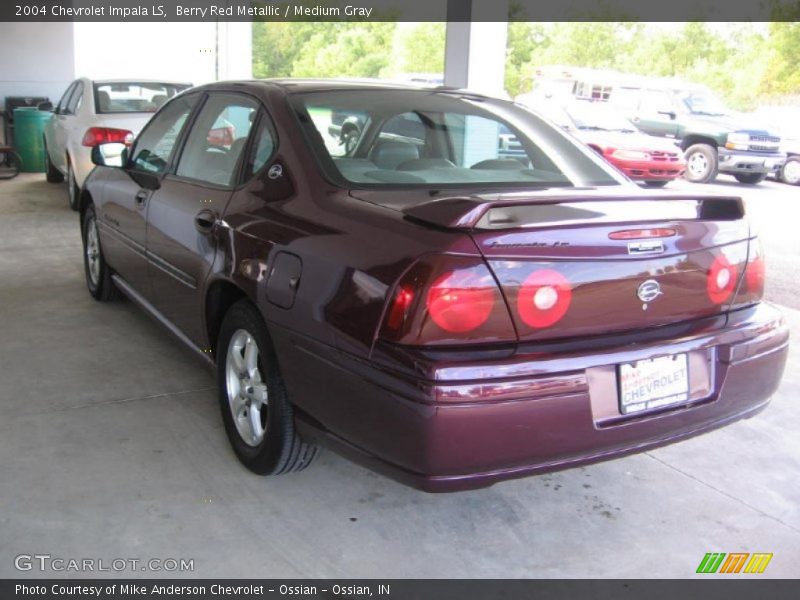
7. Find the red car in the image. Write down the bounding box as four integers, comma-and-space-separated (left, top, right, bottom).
80, 81, 787, 491
538, 101, 686, 187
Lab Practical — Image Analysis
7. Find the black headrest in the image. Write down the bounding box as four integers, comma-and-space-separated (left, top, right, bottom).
371, 141, 420, 170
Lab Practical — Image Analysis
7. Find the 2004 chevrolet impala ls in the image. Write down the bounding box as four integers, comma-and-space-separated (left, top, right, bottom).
78, 80, 788, 491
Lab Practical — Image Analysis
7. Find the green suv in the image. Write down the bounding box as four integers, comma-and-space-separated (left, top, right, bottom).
609, 80, 786, 184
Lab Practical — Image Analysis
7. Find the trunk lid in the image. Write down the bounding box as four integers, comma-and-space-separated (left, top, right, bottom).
391, 188, 752, 342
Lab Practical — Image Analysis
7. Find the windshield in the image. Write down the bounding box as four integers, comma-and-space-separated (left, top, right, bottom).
291, 90, 624, 189
565, 103, 637, 132
678, 90, 729, 116
94, 82, 191, 114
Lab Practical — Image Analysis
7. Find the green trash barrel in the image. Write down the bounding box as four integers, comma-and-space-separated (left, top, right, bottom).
13, 107, 51, 172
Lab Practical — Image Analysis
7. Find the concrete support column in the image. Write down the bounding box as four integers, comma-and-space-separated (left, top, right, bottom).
444, 0, 510, 98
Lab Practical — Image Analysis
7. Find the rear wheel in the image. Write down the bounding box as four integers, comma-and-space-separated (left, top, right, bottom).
217, 300, 318, 475
644, 180, 669, 188
734, 172, 766, 184
81, 204, 119, 301
684, 144, 718, 184
44, 139, 63, 183
780, 156, 800, 186
67, 160, 80, 211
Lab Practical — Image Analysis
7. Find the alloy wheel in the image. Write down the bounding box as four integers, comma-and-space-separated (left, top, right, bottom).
85, 216, 101, 286
225, 329, 270, 447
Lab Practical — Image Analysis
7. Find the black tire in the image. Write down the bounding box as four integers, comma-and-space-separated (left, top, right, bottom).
44, 139, 64, 183
81, 204, 119, 301
341, 125, 360, 155
779, 156, 800, 186
683, 143, 719, 184
217, 300, 317, 475
644, 180, 669, 188
734, 172, 766, 185
67, 160, 80, 211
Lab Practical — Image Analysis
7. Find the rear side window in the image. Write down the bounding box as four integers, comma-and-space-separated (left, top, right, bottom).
131, 94, 198, 174
94, 82, 189, 114
175, 94, 258, 186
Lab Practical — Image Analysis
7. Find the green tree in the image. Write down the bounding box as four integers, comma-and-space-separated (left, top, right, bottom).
761, 23, 800, 96
385, 23, 445, 77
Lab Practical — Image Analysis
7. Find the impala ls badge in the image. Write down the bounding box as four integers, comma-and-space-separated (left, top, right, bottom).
628, 240, 664, 255
268, 164, 283, 180
637, 279, 663, 305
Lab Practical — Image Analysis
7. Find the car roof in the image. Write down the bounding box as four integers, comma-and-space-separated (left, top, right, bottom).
188, 78, 505, 103
89, 78, 193, 86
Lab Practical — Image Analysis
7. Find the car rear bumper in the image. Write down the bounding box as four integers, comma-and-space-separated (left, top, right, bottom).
607, 156, 685, 181
718, 149, 785, 174
284, 303, 788, 492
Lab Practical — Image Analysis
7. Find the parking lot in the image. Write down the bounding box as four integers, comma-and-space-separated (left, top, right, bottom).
0, 173, 798, 579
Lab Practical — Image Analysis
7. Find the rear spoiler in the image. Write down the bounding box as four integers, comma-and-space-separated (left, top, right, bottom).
402, 191, 745, 231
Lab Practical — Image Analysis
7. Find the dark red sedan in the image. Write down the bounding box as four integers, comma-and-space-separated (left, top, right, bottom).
536, 100, 686, 187
80, 80, 787, 491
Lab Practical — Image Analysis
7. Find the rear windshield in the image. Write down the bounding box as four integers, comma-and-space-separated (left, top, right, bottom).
94, 82, 191, 114
290, 90, 625, 189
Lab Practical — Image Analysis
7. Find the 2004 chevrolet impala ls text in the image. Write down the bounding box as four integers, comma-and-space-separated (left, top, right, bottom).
77, 80, 788, 491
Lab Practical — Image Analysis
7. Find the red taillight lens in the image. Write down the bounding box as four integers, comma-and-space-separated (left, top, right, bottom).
733, 238, 765, 306
746, 256, 765, 295
609, 228, 677, 240
426, 269, 496, 333
516, 269, 572, 328
380, 255, 515, 345
385, 285, 415, 331
81, 127, 134, 147
706, 254, 738, 304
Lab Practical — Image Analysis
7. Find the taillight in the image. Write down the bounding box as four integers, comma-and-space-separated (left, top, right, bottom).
706, 254, 738, 304
746, 256, 765, 295
735, 238, 765, 306
516, 269, 572, 328
81, 127, 134, 147
380, 255, 515, 345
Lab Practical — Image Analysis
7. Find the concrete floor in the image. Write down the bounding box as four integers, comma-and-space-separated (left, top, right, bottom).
0, 173, 798, 578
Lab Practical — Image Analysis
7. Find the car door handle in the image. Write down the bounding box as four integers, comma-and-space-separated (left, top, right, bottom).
135, 190, 148, 207
194, 209, 219, 234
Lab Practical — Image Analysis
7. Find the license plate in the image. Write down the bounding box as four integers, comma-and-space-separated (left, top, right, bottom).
618, 354, 689, 415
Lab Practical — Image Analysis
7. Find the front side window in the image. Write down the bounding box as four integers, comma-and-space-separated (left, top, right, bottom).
639, 90, 674, 116
175, 94, 258, 186
131, 94, 198, 174
293, 90, 623, 188
94, 82, 190, 114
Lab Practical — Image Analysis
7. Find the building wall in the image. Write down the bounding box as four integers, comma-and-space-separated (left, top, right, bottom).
0, 22, 75, 143
73, 22, 252, 86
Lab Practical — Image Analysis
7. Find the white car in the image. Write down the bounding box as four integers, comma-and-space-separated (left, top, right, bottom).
43, 78, 192, 210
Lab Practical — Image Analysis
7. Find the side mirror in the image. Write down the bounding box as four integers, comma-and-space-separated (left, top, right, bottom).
37, 101, 53, 112
91, 143, 128, 167
657, 110, 677, 120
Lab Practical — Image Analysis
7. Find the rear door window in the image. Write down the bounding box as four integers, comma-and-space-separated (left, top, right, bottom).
175, 94, 258, 187
56, 82, 78, 115
66, 82, 83, 114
